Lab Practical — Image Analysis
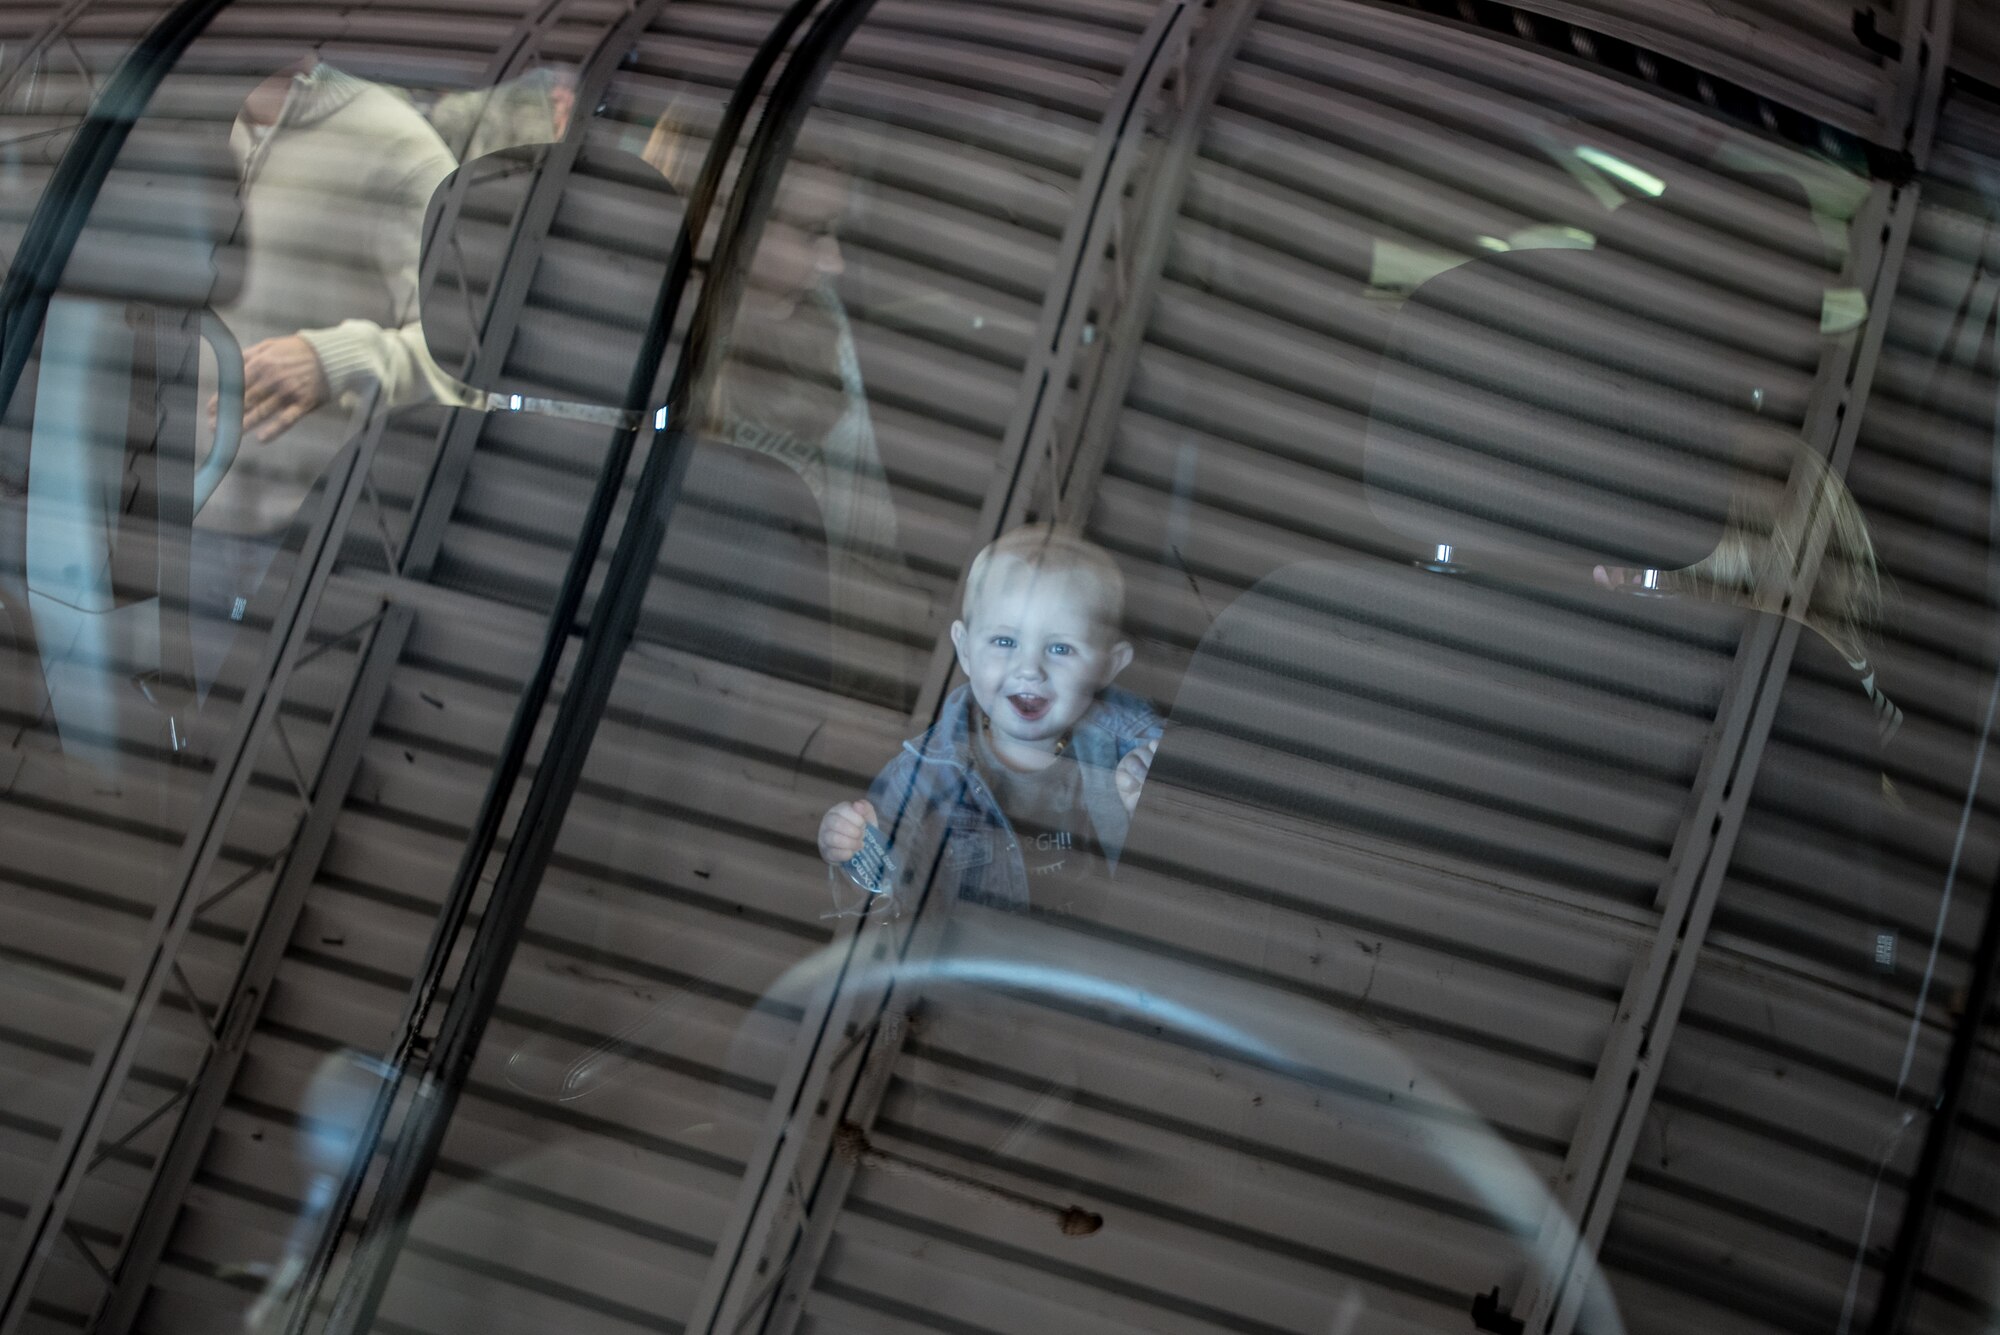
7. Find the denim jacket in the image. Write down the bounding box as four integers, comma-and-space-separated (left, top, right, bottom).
867, 682, 1163, 912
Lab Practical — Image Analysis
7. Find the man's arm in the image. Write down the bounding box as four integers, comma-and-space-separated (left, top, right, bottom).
296, 144, 463, 414
243, 121, 462, 440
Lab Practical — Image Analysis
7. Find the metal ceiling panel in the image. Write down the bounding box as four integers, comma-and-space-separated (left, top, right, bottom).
2, 3, 1994, 1335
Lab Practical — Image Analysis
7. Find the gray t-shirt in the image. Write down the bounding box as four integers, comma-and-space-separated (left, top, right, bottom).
972, 722, 1110, 905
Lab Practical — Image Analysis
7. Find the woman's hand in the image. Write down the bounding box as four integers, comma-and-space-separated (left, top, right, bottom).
818, 798, 878, 865
1114, 738, 1160, 816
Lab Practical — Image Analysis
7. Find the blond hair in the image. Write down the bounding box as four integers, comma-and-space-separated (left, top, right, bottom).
1669, 436, 1883, 658
962, 524, 1127, 630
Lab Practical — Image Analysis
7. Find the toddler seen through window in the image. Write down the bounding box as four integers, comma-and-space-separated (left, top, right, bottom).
817, 524, 1162, 915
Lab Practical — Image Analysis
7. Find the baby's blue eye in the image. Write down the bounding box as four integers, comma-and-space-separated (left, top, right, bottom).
1048, 643, 1073, 656
990, 635, 1015, 649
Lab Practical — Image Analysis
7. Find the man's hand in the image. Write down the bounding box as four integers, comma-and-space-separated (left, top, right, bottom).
225, 334, 329, 443
1115, 738, 1160, 815
818, 798, 878, 866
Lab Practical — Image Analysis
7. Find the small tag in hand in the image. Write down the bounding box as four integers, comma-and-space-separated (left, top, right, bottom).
845, 824, 897, 897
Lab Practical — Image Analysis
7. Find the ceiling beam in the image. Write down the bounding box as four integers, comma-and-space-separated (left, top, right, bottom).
678, 6, 1268, 1332
1517, 8, 1952, 1323
0, 374, 394, 1335
79, 5, 584, 1329
310, 0, 872, 1328
271, 7, 711, 1325
1858, 12, 2000, 1332
1886, 0, 1956, 174
1868, 846, 2000, 1334
1054, 0, 1264, 519
0, 0, 101, 106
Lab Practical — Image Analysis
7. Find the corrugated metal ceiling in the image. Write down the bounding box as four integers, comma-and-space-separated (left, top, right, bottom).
1, 1, 1996, 1334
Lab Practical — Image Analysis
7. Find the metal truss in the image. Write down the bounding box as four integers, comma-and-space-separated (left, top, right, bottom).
1516, 4, 1956, 1328
0, 388, 395, 1334
1054, 0, 1263, 518
0, 7, 398, 1302
243, 1, 756, 1327
310, 0, 853, 1328
1869, 844, 2000, 1334
1858, 9, 2000, 1332
678, 5, 1261, 1332
0, 0, 102, 107
1884, 0, 1957, 173
69, 3, 586, 1328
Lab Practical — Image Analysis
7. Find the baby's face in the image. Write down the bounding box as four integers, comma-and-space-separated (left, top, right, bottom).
951, 563, 1132, 763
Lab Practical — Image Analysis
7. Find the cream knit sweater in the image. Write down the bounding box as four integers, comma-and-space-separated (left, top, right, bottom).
199, 65, 458, 535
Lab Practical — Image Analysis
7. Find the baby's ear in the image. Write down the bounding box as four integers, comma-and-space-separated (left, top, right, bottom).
1102, 637, 1134, 683
949, 619, 968, 667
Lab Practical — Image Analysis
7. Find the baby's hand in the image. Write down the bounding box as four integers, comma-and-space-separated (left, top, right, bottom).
1114, 739, 1160, 815
818, 799, 878, 866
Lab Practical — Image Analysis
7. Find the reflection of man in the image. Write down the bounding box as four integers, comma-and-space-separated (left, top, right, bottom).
199, 56, 456, 537
187, 56, 455, 691
427, 67, 576, 161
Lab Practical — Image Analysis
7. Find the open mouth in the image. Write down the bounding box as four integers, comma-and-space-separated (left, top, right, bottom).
1007, 693, 1051, 722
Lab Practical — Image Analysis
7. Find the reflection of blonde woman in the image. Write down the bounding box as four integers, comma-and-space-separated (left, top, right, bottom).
1599, 433, 1901, 746
644, 100, 917, 699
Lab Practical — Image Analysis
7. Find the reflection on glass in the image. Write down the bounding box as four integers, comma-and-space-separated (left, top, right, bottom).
1604, 426, 1903, 751
193, 57, 456, 672
14, 54, 459, 782
701, 153, 924, 702
10, 2, 2000, 1334
424, 67, 576, 162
